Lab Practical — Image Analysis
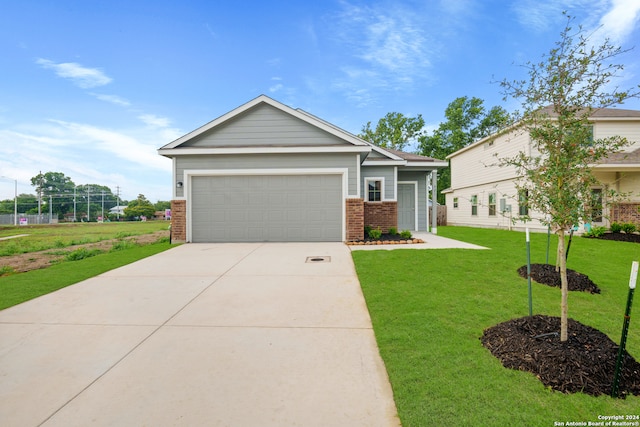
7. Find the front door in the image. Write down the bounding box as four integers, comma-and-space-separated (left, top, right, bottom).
398, 183, 416, 231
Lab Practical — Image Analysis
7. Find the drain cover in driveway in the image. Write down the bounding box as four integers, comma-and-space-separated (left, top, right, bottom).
306, 256, 331, 263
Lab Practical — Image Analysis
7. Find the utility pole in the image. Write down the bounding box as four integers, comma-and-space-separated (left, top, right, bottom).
87, 186, 91, 222
101, 190, 105, 222
116, 186, 121, 220
49, 194, 52, 224
73, 186, 77, 222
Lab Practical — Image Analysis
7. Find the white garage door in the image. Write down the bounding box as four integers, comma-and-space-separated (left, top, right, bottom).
191, 174, 343, 242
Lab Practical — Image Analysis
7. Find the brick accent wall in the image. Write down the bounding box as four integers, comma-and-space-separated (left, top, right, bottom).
610, 203, 640, 225
171, 200, 186, 243
346, 198, 364, 241
364, 201, 398, 233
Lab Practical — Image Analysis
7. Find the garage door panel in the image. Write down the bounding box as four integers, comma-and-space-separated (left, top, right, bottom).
191, 174, 342, 242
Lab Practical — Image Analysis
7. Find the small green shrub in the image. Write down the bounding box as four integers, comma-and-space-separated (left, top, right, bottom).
610, 222, 623, 233
65, 248, 103, 261
364, 225, 372, 236
54, 239, 66, 248
0, 265, 15, 276
584, 226, 607, 238
368, 227, 382, 240
388, 226, 398, 235
621, 222, 637, 234
111, 240, 136, 251
156, 236, 170, 244
400, 230, 413, 239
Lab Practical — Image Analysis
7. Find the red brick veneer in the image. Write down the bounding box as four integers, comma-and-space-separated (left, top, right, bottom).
364, 201, 398, 233
346, 198, 364, 241
610, 203, 640, 226
170, 200, 186, 243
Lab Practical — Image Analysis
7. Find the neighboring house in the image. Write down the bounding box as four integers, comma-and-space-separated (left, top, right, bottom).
158, 95, 447, 243
109, 205, 127, 216
444, 107, 640, 231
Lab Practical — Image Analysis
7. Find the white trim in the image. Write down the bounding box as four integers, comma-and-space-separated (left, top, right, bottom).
159, 145, 371, 157
362, 160, 406, 166
184, 167, 348, 243
364, 177, 385, 202
356, 154, 361, 198
398, 181, 418, 231
369, 144, 405, 161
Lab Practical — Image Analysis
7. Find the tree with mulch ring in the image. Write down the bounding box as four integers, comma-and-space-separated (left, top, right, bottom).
480, 315, 640, 397
517, 264, 601, 294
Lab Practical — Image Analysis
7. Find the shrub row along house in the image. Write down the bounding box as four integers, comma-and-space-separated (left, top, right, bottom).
444, 107, 640, 231
158, 95, 447, 243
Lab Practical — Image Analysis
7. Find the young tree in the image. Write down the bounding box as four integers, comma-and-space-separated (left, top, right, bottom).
359, 112, 425, 151
499, 14, 640, 341
419, 97, 509, 203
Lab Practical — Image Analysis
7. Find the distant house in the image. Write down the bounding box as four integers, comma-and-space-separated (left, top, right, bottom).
158, 95, 447, 243
444, 108, 640, 231
109, 205, 127, 216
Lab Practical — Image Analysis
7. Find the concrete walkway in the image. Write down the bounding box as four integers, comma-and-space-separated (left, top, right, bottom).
0, 243, 399, 427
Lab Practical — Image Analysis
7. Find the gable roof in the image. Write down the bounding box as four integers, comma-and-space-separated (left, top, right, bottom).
447, 106, 640, 159
158, 95, 370, 156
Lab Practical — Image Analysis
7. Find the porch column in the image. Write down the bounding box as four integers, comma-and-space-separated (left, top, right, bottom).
431, 170, 438, 234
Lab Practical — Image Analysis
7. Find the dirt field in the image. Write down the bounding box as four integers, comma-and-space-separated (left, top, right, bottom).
0, 230, 169, 274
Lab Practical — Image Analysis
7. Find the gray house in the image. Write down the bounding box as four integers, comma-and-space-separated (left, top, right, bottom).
158, 95, 446, 243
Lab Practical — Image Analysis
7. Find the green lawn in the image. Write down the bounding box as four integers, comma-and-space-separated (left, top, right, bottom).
0, 221, 169, 256
352, 226, 640, 426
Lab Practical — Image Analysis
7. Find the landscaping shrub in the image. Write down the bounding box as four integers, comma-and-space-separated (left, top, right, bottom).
621, 222, 637, 234
388, 226, 398, 235
610, 222, 623, 233
368, 227, 382, 240
400, 230, 412, 239
364, 225, 372, 236
584, 226, 607, 238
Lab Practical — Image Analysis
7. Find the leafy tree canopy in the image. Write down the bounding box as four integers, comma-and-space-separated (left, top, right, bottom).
124, 194, 155, 219
419, 97, 509, 203
359, 112, 425, 151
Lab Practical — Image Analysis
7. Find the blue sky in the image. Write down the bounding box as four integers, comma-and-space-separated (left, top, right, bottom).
1, 0, 639, 202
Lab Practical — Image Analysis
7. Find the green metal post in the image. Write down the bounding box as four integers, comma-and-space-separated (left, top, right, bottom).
611, 261, 638, 398
526, 228, 532, 317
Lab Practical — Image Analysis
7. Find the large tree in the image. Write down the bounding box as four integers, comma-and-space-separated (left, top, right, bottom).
359, 112, 425, 151
124, 194, 155, 220
419, 97, 509, 203
30, 171, 76, 218
499, 14, 639, 341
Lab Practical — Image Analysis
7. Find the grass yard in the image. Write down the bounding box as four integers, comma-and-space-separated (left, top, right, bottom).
0, 221, 169, 256
352, 226, 640, 426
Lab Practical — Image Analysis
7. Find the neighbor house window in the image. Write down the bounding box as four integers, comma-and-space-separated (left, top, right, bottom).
591, 188, 603, 222
366, 179, 383, 202
471, 195, 478, 216
488, 193, 496, 216
518, 190, 529, 216
453, 197, 459, 208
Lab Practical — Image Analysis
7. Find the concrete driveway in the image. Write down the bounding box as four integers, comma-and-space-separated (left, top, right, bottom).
0, 243, 399, 427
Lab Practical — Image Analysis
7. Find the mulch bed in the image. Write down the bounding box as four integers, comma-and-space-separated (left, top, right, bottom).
480, 315, 640, 397
517, 264, 601, 294
347, 233, 425, 246
592, 232, 640, 243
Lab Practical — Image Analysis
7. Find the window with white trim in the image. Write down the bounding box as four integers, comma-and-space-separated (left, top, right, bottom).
365, 178, 383, 202
488, 193, 496, 216
471, 194, 478, 216
453, 197, 459, 208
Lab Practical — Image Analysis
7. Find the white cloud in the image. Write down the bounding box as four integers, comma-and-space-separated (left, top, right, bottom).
599, 0, 640, 42
90, 93, 130, 107
269, 83, 283, 93
138, 114, 171, 128
36, 58, 112, 88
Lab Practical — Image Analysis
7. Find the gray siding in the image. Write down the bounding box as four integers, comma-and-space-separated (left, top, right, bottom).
361, 166, 396, 200
398, 171, 430, 231
176, 153, 358, 197
183, 104, 351, 148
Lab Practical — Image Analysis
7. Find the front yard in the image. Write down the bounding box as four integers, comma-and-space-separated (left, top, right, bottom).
352, 226, 640, 426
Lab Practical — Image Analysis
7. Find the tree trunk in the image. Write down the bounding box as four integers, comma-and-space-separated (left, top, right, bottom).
557, 230, 569, 341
